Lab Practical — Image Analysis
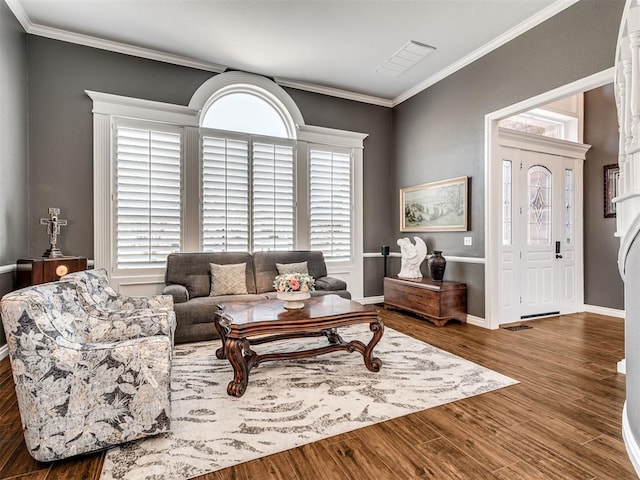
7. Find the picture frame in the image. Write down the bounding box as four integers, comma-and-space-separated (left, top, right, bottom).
604, 164, 619, 218
400, 176, 468, 232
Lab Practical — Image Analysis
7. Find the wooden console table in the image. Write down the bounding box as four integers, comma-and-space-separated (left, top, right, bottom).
384, 276, 467, 326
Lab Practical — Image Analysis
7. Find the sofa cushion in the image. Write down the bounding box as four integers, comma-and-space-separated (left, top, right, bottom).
166, 253, 257, 298
276, 261, 309, 275
210, 263, 248, 296
253, 251, 328, 294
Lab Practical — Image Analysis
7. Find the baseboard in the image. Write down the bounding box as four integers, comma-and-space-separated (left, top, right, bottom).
0, 344, 8, 361
623, 402, 640, 477
584, 304, 625, 318
357, 295, 384, 305
466, 314, 492, 329
619, 359, 627, 375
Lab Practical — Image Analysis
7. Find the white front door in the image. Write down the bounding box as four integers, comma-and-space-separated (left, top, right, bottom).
498, 129, 586, 324
518, 151, 573, 318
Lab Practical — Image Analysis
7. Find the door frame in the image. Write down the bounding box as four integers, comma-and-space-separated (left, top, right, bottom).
485, 67, 614, 330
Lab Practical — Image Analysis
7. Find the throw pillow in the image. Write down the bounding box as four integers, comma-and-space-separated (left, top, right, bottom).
276, 261, 309, 275
210, 263, 248, 296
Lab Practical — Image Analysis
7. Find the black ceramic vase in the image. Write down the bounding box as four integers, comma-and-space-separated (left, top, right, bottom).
428, 251, 446, 282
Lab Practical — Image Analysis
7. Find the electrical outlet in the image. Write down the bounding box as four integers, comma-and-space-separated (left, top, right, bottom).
463, 236, 472, 246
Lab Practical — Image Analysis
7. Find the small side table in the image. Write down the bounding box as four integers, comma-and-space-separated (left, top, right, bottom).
384, 275, 467, 326
16, 256, 88, 289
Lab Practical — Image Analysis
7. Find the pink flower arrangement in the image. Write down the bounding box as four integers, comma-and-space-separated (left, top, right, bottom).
273, 273, 315, 293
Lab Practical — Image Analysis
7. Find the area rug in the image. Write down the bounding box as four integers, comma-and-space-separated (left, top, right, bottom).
100, 325, 518, 480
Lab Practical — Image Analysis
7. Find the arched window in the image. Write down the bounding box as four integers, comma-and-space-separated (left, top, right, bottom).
196, 75, 300, 252
201, 92, 291, 138
89, 72, 367, 298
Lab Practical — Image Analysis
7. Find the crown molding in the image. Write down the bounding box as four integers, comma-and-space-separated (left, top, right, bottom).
392, 0, 581, 106
6, 0, 578, 107
4, 0, 226, 73
275, 78, 393, 108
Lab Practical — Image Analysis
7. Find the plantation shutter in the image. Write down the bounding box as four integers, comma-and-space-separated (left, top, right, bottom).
310, 148, 352, 260
252, 141, 295, 251
202, 135, 250, 252
115, 125, 182, 269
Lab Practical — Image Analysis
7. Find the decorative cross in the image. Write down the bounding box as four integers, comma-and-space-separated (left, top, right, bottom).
40, 208, 67, 258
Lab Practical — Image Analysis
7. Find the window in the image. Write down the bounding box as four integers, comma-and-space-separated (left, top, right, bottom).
565, 169, 573, 244
89, 73, 366, 298
502, 160, 512, 246
202, 93, 289, 138
115, 123, 182, 269
527, 165, 552, 245
252, 141, 295, 251
202, 135, 249, 252
201, 131, 295, 252
310, 148, 352, 260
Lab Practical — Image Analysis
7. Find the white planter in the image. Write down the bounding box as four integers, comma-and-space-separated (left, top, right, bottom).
276, 291, 311, 310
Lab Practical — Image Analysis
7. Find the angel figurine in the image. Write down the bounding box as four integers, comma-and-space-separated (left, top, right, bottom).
397, 236, 427, 279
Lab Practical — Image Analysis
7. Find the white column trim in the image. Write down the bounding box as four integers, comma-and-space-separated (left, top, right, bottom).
182, 127, 201, 252
93, 113, 111, 271
0, 345, 8, 361
623, 401, 640, 477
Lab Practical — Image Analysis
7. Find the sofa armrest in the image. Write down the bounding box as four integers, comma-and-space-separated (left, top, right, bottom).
163, 284, 189, 303
314, 276, 347, 291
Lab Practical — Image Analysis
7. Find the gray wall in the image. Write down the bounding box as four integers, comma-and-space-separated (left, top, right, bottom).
584, 84, 624, 310
392, 0, 625, 318
0, 1, 28, 347
27, 38, 394, 296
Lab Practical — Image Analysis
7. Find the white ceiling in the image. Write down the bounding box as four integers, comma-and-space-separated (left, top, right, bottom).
7, 0, 575, 106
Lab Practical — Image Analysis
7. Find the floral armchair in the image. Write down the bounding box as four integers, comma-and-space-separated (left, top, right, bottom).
0, 281, 172, 461
60, 268, 175, 343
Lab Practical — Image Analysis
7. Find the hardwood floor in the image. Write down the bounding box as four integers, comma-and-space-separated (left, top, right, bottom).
0, 309, 634, 479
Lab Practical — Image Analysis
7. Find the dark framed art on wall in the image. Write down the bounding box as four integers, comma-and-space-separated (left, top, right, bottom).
604, 164, 619, 218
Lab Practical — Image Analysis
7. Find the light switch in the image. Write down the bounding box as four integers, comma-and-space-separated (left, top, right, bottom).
464, 236, 472, 246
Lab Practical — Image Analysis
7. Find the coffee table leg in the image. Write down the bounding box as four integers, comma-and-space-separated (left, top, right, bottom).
225, 338, 249, 397
363, 318, 384, 372
214, 314, 229, 360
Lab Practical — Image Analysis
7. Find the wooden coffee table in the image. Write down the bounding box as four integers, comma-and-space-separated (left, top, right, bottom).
214, 294, 384, 397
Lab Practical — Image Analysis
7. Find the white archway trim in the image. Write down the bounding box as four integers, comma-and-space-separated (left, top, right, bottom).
623, 402, 640, 476
484, 67, 614, 330
188, 71, 305, 137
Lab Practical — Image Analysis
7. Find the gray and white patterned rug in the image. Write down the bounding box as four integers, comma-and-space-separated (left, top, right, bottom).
100, 325, 518, 480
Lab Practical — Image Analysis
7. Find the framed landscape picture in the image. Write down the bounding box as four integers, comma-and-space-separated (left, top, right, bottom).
400, 176, 468, 232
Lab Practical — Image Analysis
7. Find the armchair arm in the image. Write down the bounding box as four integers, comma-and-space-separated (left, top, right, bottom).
80, 309, 176, 344
117, 294, 173, 310
162, 284, 189, 304
314, 276, 347, 291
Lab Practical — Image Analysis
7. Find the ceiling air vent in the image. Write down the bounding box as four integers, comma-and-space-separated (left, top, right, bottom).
375, 40, 436, 77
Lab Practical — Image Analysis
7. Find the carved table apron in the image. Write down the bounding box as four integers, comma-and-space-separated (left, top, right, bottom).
214, 294, 384, 397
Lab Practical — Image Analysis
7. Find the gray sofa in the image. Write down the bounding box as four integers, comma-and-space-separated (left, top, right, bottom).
163, 251, 350, 343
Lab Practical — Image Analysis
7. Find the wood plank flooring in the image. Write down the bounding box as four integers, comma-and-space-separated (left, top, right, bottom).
0, 309, 634, 479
